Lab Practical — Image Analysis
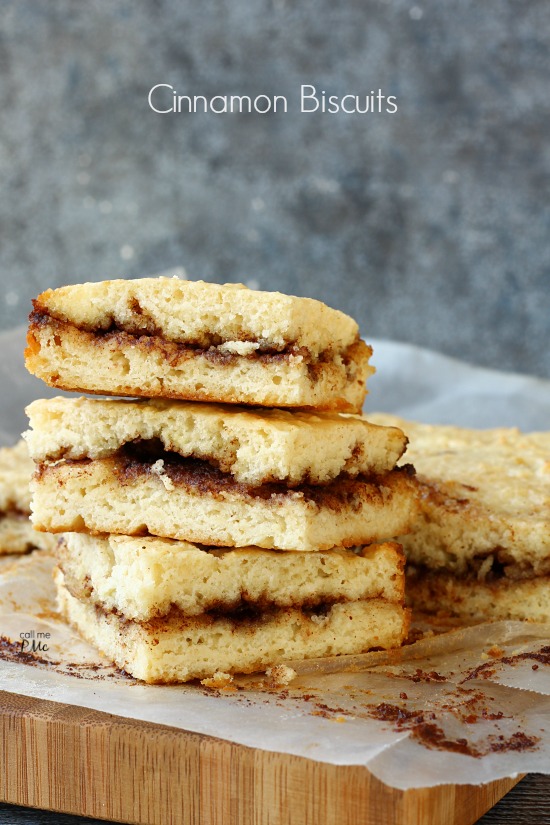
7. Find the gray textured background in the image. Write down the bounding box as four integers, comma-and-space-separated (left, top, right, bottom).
1, 0, 549, 377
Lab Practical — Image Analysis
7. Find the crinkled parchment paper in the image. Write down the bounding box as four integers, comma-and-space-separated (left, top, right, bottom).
0, 327, 548, 790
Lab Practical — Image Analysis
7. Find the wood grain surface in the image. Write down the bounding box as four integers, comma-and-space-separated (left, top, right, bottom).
0, 690, 527, 825
0, 777, 546, 824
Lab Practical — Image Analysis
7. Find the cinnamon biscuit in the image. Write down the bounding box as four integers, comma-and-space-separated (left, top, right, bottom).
369, 414, 550, 621
26, 278, 374, 411
55, 567, 409, 683
0, 440, 55, 555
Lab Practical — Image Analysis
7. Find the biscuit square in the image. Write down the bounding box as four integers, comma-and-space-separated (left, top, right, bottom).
369, 414, 550, 621
0, 440, 55, 555
26, 278, 374, 411
55, 567, 409, 683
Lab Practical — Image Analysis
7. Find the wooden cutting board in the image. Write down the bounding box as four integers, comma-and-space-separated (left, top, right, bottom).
0, 690, 521, 825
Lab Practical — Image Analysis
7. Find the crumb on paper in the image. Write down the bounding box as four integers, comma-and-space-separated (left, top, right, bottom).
486, 646, 504, 659
150, 459, 175, 491
265, 664, 297, 687
201, 671, 234, 690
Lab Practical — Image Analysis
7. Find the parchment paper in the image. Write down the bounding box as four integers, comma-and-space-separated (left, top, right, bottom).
0, 326, 548, 790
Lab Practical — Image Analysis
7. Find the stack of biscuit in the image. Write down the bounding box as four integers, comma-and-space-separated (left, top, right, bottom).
25, 277, 418, 683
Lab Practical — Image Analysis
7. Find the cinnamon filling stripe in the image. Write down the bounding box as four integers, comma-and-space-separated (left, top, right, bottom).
408, 563, 548, 585
85, 592, 391, 632
37, 443, 413, 506
29, 308, 355, 365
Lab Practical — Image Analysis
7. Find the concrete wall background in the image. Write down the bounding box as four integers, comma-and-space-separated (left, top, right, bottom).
1, 1, 549, 377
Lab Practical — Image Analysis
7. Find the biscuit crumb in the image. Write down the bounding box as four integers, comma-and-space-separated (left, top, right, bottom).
201, 671, 234, 689
486, 645, 504, 659
150, 459, 175, 491
218, 340, 260, 356
265, 664, 297, 687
